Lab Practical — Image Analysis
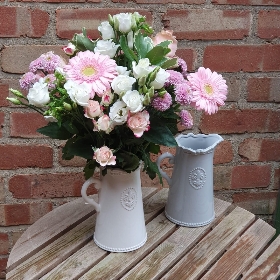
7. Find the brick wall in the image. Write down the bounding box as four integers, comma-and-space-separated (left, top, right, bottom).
0, 0, 280, 278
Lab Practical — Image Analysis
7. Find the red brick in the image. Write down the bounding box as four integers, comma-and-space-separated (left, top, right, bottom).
0, 202, 52, 226
247, 77, 280, 102
225, 76, 240, 102
134, 0, 204, 3
0, 177, 4, 203
10, 0, 89, 2
204, 45, 280, 72
0, 7, 49, 38
10, 112, 48, 138
56, 9, 153, 39
163, 10, 250, 40
258, 10, 280, 39
0, 257, 8, 279
9, 172, 97, 198
214, 140, 233, 164
0, 145, 53, 169
231, 165, 271, 189
175, 49, 196, 72
214, 166, 232, 190
0, 84, 9, 107
239, 138, 280, 162
0, 233, 9, 254
1, 45, 68, 74
274, 168, 280, 189
59, 146, 87, 167
200, 109, 279, 134
212, 0, 280, 5
233, 192, 277, 215
0, 112, 4, 138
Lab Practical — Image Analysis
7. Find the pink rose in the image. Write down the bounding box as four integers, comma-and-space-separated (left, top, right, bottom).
101, 90, 114, 106
62, 42, 76, 56
152, 30, 178, 57
93, 146, 116, 167
84, 100, 102, 119
127, 111, 150, 138
94, 115, 113, 134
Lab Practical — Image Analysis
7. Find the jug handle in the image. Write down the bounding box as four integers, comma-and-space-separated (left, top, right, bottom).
156, 152, 174, 186
81, 177, 101, 212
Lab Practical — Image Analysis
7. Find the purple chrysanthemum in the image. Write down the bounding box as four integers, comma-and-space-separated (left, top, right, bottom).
174, 82, 193, 106
164, 70, 185, 87
152, 92, 172, 111
29, 51, 65, 73
44, 74, 56, 90
180, 110, 193, 128
19, 72, 40, 90
177, 57, 188, 78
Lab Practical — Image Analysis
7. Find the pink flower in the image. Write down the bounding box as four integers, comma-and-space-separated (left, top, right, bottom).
180, 110, 193, 128
93, 146, 116, 166
165, 70, 185, 87
101, 90, 114, 106
152, 30, 178, 57
174, 82, 193, 106
177, 57, 188, 78
152, 92, 172, 111
19, 72, 40, 90
187, 67, 228, 115
64, 50, 118, 98
84, 100, 102, 119
93, 115, 113, 134
127, 111, 150, 138
63, 42, 76, 56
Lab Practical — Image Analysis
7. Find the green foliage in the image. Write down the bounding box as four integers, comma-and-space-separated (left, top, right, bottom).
37, 122, 73, 140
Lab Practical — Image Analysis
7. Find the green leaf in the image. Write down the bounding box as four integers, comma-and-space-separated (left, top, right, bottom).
66, 137, 94, 159
142, 153, 162, 184
147, 143, 160, 154
83, 160, 98, 180
160, 58, 178, 69
116, 151, 140, 172
62, 120, 79, 135
146, 46, 166, 65
37, 122, 73, 140
143, 121, 177, 147
157, 40, 171, 49
120, 35, 138, 62
134, 33, 153, 59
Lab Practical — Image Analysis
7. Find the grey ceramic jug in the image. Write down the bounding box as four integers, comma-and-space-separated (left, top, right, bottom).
157, 133, 223, 227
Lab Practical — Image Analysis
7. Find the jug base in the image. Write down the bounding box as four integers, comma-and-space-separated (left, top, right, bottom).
165, 211, 215, 227
93, 233, 147, 252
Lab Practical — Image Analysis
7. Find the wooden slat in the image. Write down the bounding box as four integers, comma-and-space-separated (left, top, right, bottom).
160, 207, 255, 280
6, 187, 157, 280
7, 196, 96, 272
201, 218, 276, 280
242, 235, 280, 280
121, 198, 231, 280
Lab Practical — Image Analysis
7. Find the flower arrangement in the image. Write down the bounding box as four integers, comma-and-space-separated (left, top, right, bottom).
7, 12, 228, 181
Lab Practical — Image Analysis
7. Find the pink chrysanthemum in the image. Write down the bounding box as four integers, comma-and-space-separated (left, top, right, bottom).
174, 82, 193, 106
19, 72, 40, 90
64, 50, 118, 98
44, 74, 56, 90
164, 70, 185, 87
187, 67, 228, 115
152, 92, 172, 111
177, 57, 188, 78
180, 110, 193, 128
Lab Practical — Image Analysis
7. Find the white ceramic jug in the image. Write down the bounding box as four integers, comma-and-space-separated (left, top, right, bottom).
81, 167, 147, 252
157, 133, 223, 227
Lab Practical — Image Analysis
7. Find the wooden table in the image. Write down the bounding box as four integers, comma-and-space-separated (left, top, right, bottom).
6, 187, 280, 280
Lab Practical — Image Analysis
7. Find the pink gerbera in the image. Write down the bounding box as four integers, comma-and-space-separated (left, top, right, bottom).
64, 50, 118, 98
187, 67, 228, 115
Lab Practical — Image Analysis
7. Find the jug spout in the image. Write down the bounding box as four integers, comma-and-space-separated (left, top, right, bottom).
176, 133, 223, 155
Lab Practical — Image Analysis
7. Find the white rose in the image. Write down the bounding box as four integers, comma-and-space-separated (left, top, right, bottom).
98, 21, 115, 40
94, 115, 113, 134
122, 90, 144, 113
111, 75, 136, 95
150, 68, 170, 89
27, 78, 50, 107
94, 40, 119, 58
116, 66, 130, 76
64, 80, 91, 106
132, 58, 151, 79
113, 13, 133, 33
109, 100, 128, 125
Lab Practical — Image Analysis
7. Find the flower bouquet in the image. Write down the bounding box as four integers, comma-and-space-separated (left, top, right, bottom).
8, 12, 228, 181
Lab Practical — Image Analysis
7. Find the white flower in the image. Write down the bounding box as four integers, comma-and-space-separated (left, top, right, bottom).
27, 78, 50, 107
94, 115, 113, 134
113, 13, 134, 33
132, 58, 151, 79
111, 75, 136, 95
150, 68, 170, 89
44, 115, 57, 122
98, 21, 115, 40
109, 100, 128, 125
64, 80, 91, 106
94, 40, 119, 58
94, 146, 116, 166
116, 66, 130, 76
122, 90, 144, 113
63, 42, 76, 56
